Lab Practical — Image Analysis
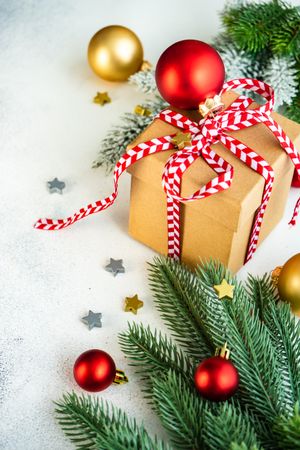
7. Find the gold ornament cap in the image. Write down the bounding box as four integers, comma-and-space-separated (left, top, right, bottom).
271, 266, 282, 286
199, 95, 224, 117
113, 369, 128, 385
215, 342, 230, 360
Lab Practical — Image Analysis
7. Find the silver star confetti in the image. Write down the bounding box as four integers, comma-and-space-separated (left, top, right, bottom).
81, 310, 102, 330
105, 258, 125, 277
47, 177, 65, 194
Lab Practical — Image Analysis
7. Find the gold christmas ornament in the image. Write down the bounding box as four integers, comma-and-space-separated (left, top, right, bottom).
87, 25, 144, 82
277, 253, 300, 316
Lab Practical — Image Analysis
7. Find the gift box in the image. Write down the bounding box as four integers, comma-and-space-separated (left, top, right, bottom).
127, 91, 300, 272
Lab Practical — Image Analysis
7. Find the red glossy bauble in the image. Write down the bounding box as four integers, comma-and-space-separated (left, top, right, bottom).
194, 356, 239, 401
291, 169, 300, 187
73, 349, 116, 392
155, 40, 225, 110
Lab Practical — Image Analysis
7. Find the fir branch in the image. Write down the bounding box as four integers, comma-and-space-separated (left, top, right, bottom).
203, 402, 261, 450
213, 34, 261, 81
285, 93, 300, 123
129, 70, 157, 94
152, 370, 206, 450
273, 402, 300, 449
55, 392, 171, 450
119, 322, 194, 392
195, 262, 284, 426
92, 96, 167, 172
263, 56, 298, 107
148, 257, 214, 361
247, 275, 300, 411
222, 0, 299, 54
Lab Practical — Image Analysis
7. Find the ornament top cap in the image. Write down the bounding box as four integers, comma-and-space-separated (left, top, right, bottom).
199, 95, 224, 118
215, 342, 230, 359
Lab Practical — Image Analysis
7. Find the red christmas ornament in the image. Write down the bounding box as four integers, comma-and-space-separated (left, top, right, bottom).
73, 349, 116, 392
291, 169, 300, 188
155, 39, 225, 110
194, 344, 239, 401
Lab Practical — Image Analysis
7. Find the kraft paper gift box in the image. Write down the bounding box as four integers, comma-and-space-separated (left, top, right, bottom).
126, 92, 300, 273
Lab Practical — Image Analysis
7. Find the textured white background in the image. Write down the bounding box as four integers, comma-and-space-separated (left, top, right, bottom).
1, 0, 300, 448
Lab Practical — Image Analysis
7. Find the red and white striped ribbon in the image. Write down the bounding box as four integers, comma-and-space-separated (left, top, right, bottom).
34, 78, 300, 263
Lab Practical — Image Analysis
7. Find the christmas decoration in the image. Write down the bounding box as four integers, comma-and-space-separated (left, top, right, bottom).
134, 104, 152, 117
47, 178, 65, 194
93, 91, 111, 106
218, 0, 300, 122
277, 253, 300, 315
81, 310, 102, 330
171, 131, 192, 150
87, 25, 143, 82
95, 1, 300, 171
35, 79, 300, 272
194, 343, 239, 401
124, 294, 143, 315
263, 56, 298, 108
104, 258, 125, 277
213, 279, 234, 299
155, 40, 225, 110
73, 349, 116, 392
57, 257, 300, 449
93, 96, 167, 171
292, 170, 300, 188
129, 69, 157, 94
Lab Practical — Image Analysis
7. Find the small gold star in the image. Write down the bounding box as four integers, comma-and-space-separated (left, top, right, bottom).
124, 294, 144, 314
171, 132, 192, 150
213, 279, 235, 299
134, 104, 152, 117
93, 91, 111, 106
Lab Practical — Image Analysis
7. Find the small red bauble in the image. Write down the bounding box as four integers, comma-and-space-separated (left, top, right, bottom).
73, 349, 116, 392
291, 169, 300, 187
155, 40, 225, 110
194, 355, 239, 401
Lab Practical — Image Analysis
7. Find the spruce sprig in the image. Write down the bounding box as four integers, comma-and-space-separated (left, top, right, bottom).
56, 257, 300, 449
55, 392, 171, 450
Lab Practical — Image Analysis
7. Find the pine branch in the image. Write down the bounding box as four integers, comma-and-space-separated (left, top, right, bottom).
55, 392, 171, 450
273, 402, 300, 449
148, 257, 214, 361
119, 322, 194, 393
263, 56, 298, 107
222, 1, 299, 55
203, 402, 261, 450
129, 70, 157, 94
151, 370, 206, 449
284, 93, 300, 123
247, 275, 300, 411
195, 262, 284, 429
92, 96, 167, 172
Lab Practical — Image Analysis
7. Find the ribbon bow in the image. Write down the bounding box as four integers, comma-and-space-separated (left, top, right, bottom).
34, 78, 300, 264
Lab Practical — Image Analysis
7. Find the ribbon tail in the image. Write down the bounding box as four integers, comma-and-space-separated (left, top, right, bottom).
289, 197, 300, 226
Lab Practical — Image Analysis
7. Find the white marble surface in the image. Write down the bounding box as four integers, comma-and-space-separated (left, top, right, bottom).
1, 0, 300, 448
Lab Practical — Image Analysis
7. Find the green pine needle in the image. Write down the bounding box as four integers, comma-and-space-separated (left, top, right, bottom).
119, 321, 194, 392
55, 392, 171, 450
273, 402, 300, 449
152, 370, 206, 449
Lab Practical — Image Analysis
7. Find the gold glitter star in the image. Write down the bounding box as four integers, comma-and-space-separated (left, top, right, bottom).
213, 279, 235, 300
171, 132, 192, 150
93, 91, 111, 106
124, 294, 144, 314
134, 104, 152, 116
